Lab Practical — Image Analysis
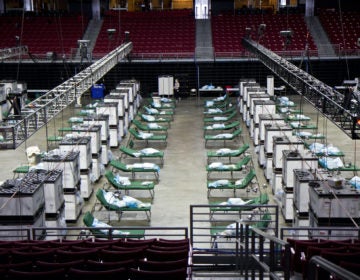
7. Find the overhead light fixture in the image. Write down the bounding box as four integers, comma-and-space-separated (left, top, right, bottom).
245, 27, 252, 38
78, 40, 90, 47
258, 24, 266, 33
280, 30, 293, 37
107, 29, 116, 40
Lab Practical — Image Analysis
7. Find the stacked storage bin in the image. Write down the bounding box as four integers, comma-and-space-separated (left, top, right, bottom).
106, 91, 126, 138
95, 102, 119, 148
239, 82, 260, 116
272, 135, 305, 195
281, 150, 318, 223
293, 169, 314, 229
26, 169, 66, 240
308, 176, 360, 239
263, 124, 293, 180
248, 94, 271, 138
251, 100, 276, 145
114, 88, 130, 129
59, 136, 93, 200
42, 151, 83, 222
84, 114, 110, 166
0, 177, 45, 240
258, 114, 286, 166
117, 81, 136, 122
120, 79, 140, 116
243, 87, 267, 125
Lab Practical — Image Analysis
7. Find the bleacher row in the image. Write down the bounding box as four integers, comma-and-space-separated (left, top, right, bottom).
287, 238, 360, 277
1, 10, 359, 58
0, 238, 190, 279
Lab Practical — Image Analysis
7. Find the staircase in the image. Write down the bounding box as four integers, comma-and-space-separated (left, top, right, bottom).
195, 19, 214, 61
75, 19, 103, 60
305, 16, 336, 57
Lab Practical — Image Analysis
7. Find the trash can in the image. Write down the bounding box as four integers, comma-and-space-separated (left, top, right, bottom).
152, 96, 161, 107
91, 84, 105, 99
26, 146, 41, 166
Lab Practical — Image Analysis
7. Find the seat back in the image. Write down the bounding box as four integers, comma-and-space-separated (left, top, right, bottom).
254, 213, 272, 229
8, 268, 66, 280
239, 143, 250, 153
133, 119, 146, 130
68, 267, 128, 280
129, 128, 140, 138
232, 128, 242, 137
119, 146, 136, 156
235, 156, 252, 169
228, 120, 240, 128
83, 211, 95, 227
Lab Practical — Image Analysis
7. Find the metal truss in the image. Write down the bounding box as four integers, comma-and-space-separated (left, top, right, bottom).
0, 42, 132, 149
242, 38, 360, 139
0, 46, 28, 61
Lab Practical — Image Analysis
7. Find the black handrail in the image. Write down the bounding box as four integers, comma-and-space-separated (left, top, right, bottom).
247, 227, 291, 280
308, 256, 360, 280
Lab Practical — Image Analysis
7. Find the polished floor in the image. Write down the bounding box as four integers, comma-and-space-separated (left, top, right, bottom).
1, 92, 359, 236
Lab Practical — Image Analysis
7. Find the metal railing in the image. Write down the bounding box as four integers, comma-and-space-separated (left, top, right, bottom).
0, 226, 188, 241
308, 256, 360, 280
190, 204, 279, 273
0, 42, 132, 149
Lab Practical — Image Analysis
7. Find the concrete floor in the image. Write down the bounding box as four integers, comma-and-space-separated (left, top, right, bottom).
1, 93, 359, 236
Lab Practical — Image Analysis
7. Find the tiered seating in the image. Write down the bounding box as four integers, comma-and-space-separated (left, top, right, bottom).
0, 15, 88, 55
318, 10, 360, 52
287, 238, 360, 278
212, 13, 317, 54
93, 10, 195, 57
0, 238, 191, 279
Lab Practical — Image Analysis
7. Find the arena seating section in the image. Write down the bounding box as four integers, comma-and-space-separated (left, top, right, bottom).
1, 10, 360, 58
92, 10, 195, 57
0, 15, 88, 56
318, 10, 360, 52
212, 13, 317, 54
0, 238, 190, 279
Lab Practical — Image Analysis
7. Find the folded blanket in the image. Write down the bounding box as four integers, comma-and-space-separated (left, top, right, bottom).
205, 101, 215, 107
114, 175, 131, 185
214, 94, 227, 102
140, 147, 160, 155
208, 179, 230, 188
319, 157, 344, 169
148, 123, 163, 129
218, 197, 252, 206
213, 116, 227, 121
142, 114, 155, 121
145, 107, 159, 114
208, 162, 236, 170
69, 117, 83, 122
295, 131, 313, 138
206, 123, 226, 130
92, 217, 130, 235
160, 97, 172, 103
206, 108, 222, 114
214, 133, 233, 139
350, 176, 360, 189
126, 162, 160, 171
215, 148, 235, 155
138, 131, 154, 139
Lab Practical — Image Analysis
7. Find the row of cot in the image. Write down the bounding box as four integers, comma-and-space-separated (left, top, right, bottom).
0, 237, 190, 279
90, 98, 175, 223
201, 95, 273, 248
202, 95, 260, 198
